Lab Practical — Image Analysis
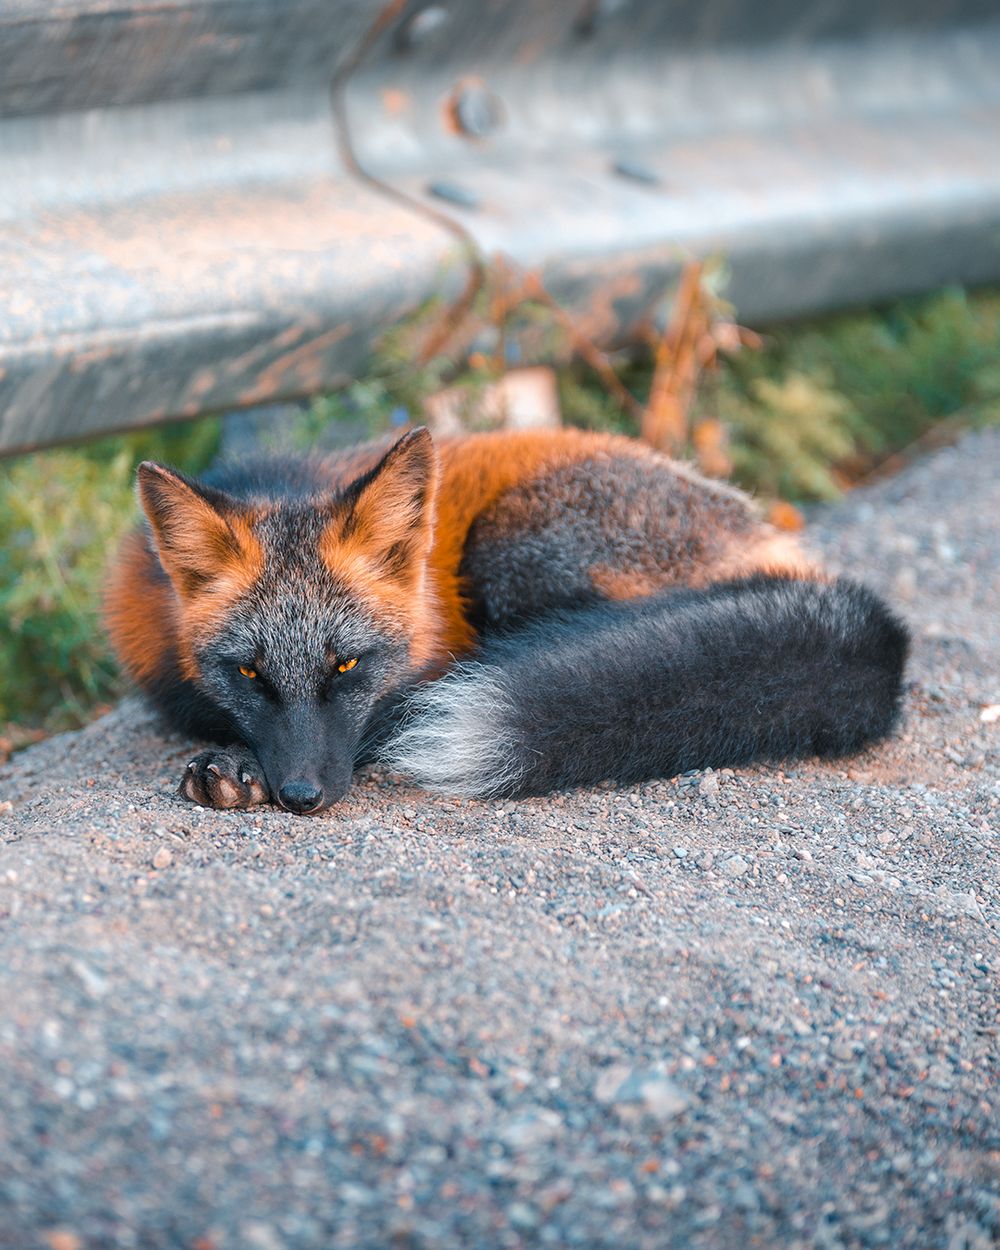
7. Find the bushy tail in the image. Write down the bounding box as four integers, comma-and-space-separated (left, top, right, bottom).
382, 576, 909, 799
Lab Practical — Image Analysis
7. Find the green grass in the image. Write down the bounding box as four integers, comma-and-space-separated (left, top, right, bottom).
702, 287, 1000, 498
0, 419, 220, 745
558, 286, 1000, 498
1, 285, 998, 743
314, 284, 1000, 500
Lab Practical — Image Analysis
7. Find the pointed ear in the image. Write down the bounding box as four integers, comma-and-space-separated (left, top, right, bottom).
136, 461, 261, 599
325, 428, 438, 581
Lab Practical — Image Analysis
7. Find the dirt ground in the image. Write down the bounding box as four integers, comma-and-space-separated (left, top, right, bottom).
0, 431, 997, 1250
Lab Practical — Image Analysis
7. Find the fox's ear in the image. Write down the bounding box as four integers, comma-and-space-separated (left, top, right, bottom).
136, 461, 261, 598
326, 427, 438, 581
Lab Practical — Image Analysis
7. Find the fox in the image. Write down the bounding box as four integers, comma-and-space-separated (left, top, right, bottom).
104, 425, 909, 815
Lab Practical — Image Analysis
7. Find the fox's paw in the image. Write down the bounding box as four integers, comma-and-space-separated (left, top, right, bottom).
179, 748, 269, 810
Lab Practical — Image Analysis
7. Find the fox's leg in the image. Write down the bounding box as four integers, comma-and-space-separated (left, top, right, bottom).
128, 665, 269, 809
179, 746, 269, 810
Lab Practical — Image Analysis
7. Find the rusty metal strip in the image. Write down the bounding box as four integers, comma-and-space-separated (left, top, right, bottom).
0, 2, 465, 457
2, 1, 1000, 456
343, 1, 1000, 332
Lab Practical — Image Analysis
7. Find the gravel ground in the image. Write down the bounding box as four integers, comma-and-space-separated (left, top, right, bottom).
0, 431, 997, 1250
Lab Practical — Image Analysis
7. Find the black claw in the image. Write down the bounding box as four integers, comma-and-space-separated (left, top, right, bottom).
179, 748, 269, 811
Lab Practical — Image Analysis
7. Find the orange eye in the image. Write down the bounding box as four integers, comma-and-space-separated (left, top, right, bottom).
337, 657, 359, 673
239, 665, 257, 679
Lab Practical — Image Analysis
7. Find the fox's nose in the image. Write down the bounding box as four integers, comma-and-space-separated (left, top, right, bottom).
278, 780, 324, 814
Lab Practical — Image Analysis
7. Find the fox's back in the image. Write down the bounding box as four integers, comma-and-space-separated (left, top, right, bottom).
433, 429, 811, 649
200, 426, 809, 648
106, 426, 810, 686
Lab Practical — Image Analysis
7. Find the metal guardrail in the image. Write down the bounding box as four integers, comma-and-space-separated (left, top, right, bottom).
2, 0, 1000, 456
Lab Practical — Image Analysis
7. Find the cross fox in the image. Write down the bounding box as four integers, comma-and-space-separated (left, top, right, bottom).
104, 426, 908, 815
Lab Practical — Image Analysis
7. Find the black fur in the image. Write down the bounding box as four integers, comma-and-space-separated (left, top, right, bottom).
121, 436, 910, 810
199, 454, 336, 502
457, 576, 909, 796
458, 455, 758, 630
145, 659, 243, 744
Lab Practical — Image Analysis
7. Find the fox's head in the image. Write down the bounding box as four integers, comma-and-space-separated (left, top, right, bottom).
137, 428, 439, 813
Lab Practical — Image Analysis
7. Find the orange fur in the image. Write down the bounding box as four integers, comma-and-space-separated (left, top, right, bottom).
589, 566, 665, 600
124, 463, 265, 679
103, 530, 178, 683
716, 532, 820, 582
107, 428, 814, 688
590, 528, 818, 602
137, 462, 263, 600
430, 429, 649, 655
318, 428, 444, 668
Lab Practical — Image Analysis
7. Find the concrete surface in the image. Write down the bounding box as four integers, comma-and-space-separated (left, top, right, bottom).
0, 431, 997, 1250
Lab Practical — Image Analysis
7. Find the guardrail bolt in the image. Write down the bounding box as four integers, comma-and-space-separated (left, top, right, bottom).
448, 82, 504, 139
426, 180, 481, 209
397, 5, 450, 51
612, 157, 661, 186
576, 0, 629, 38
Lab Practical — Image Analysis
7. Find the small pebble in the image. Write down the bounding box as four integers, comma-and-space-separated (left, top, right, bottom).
831, 1037, 861, 1062
152, 847, 173, 870
721, 854, 750, 877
